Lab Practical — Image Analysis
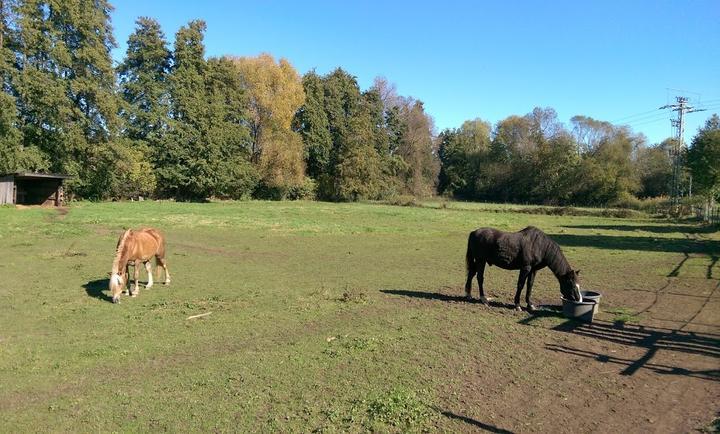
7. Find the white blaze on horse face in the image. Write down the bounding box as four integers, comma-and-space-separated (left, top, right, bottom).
576, 283, 583, 302
112, 273, 123, 288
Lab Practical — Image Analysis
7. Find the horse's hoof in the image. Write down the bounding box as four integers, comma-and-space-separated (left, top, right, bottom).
480, 296, 492, 304
514, 304, 522, 311
131, 293, 138, 297
527, 304, 537, 313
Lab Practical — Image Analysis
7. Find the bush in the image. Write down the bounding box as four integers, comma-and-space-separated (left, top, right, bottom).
286, 177, 317, 200
385, 195, 418, 207
254, 177, 316, 200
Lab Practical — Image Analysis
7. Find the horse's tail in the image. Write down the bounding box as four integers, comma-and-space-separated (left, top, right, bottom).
465, 233, 476, 274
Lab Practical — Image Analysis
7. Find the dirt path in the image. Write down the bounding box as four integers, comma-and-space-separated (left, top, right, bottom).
431, 237, 720, 433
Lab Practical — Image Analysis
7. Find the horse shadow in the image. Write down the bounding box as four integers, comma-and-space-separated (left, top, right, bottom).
380, 288, 528, 310
83, 278, 113, 303
436, 408, 515, 433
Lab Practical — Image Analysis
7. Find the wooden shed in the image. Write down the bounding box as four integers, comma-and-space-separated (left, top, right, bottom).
0, 172, 72, 206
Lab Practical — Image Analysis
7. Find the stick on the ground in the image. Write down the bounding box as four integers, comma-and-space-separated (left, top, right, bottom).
186, 312, 212, 320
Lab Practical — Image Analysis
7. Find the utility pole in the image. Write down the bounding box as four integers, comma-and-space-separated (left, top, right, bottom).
659, 96, 705, 208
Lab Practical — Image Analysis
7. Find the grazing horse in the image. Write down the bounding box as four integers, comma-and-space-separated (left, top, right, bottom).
109, 228, 171, 303
465, 226, 582, 311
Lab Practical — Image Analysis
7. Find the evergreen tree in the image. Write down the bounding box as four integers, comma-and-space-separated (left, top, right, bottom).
117, 17, 171, 146
158, 21, 254, 200
317, 68, 362, 199
156, 20, 210, 199
334, 98, 384, 201
12, 0, 120, 197
295, 70, 331, 180
0, 0, 23, 173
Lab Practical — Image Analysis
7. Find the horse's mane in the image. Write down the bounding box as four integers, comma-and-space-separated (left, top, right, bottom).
111, 229, 132, 274
539, 231, 571, 277
520, 226, 571, 277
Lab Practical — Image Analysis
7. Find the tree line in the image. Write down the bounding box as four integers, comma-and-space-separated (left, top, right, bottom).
1, 1, 718, 206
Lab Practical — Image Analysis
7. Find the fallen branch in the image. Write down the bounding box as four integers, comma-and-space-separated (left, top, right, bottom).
186, 312, 212, 320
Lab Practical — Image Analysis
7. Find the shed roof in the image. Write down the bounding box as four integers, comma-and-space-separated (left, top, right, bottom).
2, 172, 73, 180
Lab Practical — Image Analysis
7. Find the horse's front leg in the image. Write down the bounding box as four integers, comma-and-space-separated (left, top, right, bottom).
476, 261, 491, 304
514, 267, 530, 310
123, 263, 130, 295
131, 263, 140, 297
525, 270, 537, 312
144, 261, 154, 289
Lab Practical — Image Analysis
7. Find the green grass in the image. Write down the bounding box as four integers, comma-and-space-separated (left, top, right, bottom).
0, 201, 717, 432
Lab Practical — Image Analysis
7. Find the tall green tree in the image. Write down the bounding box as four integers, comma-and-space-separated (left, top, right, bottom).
117, 17, 171, 146
114, 17, 172, 198
11, 0, 120, 197
687, 114, 720, 204
157, 21, 254, 200
334, 98, 384, 201
635, 139, 672, 198
438, 119, 491, 197
0, 0, 22, 173
316, 68, 362, 199
295, 70, 331, 180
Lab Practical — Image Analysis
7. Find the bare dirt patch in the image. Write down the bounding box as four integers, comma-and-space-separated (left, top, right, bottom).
404, 278, 720, 432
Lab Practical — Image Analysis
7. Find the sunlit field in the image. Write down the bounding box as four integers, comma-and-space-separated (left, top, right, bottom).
1, 201, 717, 432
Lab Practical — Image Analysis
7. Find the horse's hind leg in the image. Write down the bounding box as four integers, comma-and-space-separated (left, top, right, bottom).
514, 267, 531, 310
465, 267, 476, 300
525, 270, 537, 312
157, 256, 170, 284
144, 261, 154, 289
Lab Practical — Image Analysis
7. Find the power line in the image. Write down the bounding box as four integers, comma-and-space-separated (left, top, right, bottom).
626, 117, 670, 128
619, 111, 674, 125
611, 108, 668, 123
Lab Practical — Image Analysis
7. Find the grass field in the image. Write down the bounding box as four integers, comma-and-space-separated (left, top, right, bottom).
1, 201, 718, 432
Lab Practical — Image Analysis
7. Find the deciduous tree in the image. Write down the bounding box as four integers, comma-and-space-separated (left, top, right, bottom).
232, 54, 305, 195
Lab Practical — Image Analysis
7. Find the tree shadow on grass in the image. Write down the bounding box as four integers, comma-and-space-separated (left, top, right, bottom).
562, 223, 718, 235
521, 314, 720, 380
550, 233, 719, 255
83, 278, 113, 303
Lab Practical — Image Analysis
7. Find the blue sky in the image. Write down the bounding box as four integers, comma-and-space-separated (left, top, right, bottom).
110, 0, 720, 145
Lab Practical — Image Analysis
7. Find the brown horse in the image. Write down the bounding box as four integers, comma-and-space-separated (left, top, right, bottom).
109, 228, 171, 303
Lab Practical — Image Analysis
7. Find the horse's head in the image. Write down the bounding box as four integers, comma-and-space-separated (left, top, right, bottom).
559, 269, 582, 302
109, 272, 125, 303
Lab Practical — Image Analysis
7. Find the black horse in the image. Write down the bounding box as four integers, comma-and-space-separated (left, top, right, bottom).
465, 226, 582, 311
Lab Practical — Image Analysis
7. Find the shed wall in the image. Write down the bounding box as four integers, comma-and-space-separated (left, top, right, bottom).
0, 176, 13, 205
